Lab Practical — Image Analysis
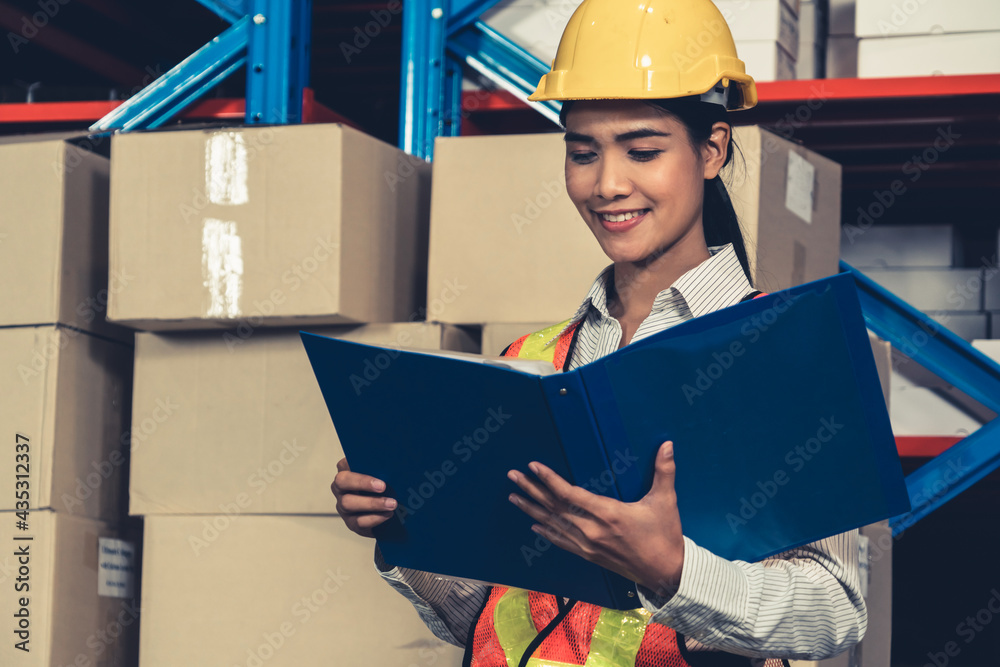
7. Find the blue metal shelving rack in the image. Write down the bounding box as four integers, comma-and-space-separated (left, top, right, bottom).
400, 0, 1000, 534
399, 0, 555, 159
90, 0, 311, 132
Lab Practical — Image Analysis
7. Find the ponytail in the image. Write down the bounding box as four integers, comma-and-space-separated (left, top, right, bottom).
559, 97, 754, 286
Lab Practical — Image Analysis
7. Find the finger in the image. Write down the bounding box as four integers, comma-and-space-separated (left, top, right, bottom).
525, 461, 603, 515
339, 493, 397, 515
507, 468, 560, 512
333, 470, 387, 496
337, 457, 350, 473
647, 441, 678, 501
355, 512, 394, 529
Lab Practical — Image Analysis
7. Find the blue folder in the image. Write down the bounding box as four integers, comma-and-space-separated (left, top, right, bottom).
300, 272, 909, 610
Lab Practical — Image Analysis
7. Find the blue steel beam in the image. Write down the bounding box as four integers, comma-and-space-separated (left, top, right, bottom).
890, 420, 1000, 535
90, 17, 250, 131
447, 21, 561, 126
246, 0, 311, 124
447, 0, 502, 36
840, 262, 1000, 534
442, 59, 463, 136
842, 261, 1000, 413
194, 0, 248, 23
399, 0, 448, 158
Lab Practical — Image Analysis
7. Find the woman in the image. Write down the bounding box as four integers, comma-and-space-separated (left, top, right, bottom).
332, 0, 867, 665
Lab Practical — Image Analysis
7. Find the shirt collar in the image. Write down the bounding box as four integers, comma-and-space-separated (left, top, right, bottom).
556, 243, 752, 340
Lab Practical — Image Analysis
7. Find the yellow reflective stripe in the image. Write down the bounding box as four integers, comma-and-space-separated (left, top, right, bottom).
514, 320, 573, 363
494, 588, 652, 667
583, 607, 651, 667
494, 588, 538, 667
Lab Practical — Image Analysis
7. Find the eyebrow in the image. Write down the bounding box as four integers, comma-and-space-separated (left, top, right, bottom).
564, 128, 671, 144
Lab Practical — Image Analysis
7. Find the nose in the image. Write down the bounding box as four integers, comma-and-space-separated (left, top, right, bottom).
594, 154, 633, 201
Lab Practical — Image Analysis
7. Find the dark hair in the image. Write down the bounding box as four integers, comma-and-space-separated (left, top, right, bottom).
559, 98, 753, 286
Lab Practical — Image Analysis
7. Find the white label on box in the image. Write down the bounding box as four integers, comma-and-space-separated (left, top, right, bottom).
206, 131, 249, 206
98, 538, 136, 598
857, 534, 870, 599
785, 151, 815, 224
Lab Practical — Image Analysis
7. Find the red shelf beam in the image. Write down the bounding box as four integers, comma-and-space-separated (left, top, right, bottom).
895, 435, 965, 458
459, 74, 1000, 113
0, 88, 354, 128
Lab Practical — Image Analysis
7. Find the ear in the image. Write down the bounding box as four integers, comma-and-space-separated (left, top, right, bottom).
702, 122, 731, 180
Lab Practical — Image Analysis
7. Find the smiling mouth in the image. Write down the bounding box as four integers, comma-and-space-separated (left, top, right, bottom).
596, 209, 650, 223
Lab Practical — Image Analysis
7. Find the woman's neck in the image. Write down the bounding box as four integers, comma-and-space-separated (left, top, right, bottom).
607, 235, 712, 324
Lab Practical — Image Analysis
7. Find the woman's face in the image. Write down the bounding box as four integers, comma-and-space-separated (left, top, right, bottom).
563, 100, 727, 265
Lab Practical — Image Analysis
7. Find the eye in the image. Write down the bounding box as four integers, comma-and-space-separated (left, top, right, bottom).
568, 151, 597, 165
629, 149, 662, 162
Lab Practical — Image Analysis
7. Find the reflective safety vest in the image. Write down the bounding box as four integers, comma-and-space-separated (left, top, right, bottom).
469, 290, 791, 667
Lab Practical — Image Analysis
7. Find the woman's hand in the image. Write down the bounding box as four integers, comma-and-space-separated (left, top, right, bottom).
507, 441, 685, 596
331, 457, 397, 538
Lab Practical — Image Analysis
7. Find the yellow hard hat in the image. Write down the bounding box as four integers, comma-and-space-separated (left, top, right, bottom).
528, 0, 758, 110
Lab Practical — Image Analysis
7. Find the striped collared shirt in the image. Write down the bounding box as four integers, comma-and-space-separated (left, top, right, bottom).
375, 242, 866, 661
561, 243, 754, 371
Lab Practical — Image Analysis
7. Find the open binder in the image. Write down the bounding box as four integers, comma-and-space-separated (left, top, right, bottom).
301, 272, 909, 610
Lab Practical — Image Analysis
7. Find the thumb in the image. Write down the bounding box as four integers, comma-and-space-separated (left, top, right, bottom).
648, 441, 677, 500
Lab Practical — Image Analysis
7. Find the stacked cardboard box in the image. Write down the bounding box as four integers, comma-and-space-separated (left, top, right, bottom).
856, 0, 1000, 77
716, 0, 800, 81
826, 0, 860, 77
107, 124, 467, 666
841, 224, 993, 341
0, 134, 138, 666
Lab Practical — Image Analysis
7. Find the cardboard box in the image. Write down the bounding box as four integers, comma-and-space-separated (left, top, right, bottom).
426, 127, 840, 324
926, 311, 988, 342
108, 124, 431, 331
855, 0, 1000, 37
859, 268, 983, 311
796, 0, 821, 79
736, 40, 797, 80
0, 134, 130, 341
826, 35, 859, 78
972, 339, 1000, 361
138, 514, 463, 667
715, 0, 799, 56
829, 0, 856, 35
129, 323, 478, 515
0, 510, 139, 667
0, 326, 132, 523
858, 32, 1000, 77
840, 224, 954, 268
